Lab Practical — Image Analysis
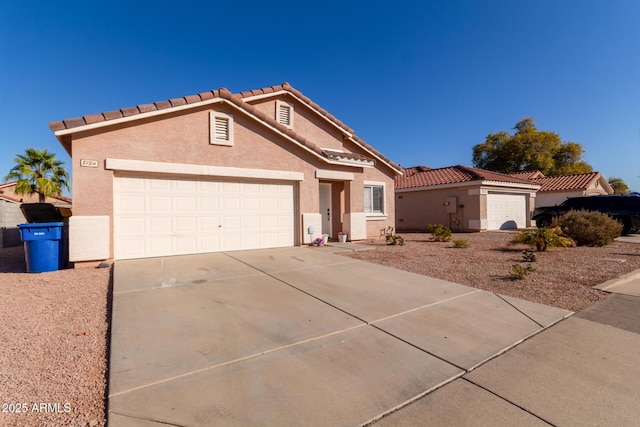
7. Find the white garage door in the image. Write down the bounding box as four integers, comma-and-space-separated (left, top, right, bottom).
487, 193, 527, 230
114, 175, 295, 259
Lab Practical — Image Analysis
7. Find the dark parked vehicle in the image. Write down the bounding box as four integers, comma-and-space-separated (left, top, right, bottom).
532, 195, 640, 235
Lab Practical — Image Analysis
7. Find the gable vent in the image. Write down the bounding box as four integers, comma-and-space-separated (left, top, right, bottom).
210, 111, 234, 146
276, 100, 294, 128
214, 117, 229, 140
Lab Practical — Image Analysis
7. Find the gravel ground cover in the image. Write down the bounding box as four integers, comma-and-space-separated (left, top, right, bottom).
0, 245, 110, 427
1, 232, 638, 426
342, 231, 640, 312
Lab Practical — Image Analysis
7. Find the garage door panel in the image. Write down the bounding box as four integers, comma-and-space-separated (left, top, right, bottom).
148, 217, 172, 234
243, 197, 260, 211
175, 236, 198, 254
175, 216, 197, 232
147, 237, 172, 256
487, 193, 527, 230
201, 236, 221, 251
118, 195, 145, 212
150, 196, 172, 211
114, 175, 295, 259
176, 196, 197, 211
148, 179, 171, 192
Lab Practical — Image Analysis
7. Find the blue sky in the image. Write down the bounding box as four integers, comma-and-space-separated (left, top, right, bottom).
1, 0, 639, 194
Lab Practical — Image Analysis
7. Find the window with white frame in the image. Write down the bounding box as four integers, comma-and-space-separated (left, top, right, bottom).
364, 184, 384, 214
276, 100, 294, 128
210, 111, 234, 146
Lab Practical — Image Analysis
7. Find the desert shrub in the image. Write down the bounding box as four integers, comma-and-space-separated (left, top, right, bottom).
522, 250, 536, 262
453, 239, 469, 248
510, 263, 534, 280
384, 226, 404, 246
511, 227, 575, 252
426, 224, 452, 242
558, 210, 623, 246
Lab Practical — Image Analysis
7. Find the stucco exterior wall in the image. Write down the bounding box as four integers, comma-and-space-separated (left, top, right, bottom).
65, 96, 398, 259
535, 190, 585, 207
396, 186, 481, 232
249, 97, 345, 151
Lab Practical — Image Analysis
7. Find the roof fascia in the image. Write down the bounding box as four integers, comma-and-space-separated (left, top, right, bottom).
242, 89, 403, 175
396, 180, 540, 193
54, 97, 227, 139
54, 97, 370, 170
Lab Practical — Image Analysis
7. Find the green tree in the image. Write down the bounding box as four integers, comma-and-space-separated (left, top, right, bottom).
4, 148, 70, 202
608, 177, 629, 194
472, 118, 593, 175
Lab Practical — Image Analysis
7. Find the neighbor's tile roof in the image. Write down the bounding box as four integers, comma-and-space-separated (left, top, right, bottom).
0, 181, 72, 203
49, 82, 402, 173
508, 170, 545, 179
532, 172, 612, 192
395, 165, 537, 189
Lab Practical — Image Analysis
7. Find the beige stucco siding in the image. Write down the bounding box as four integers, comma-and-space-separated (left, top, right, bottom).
396, 187, 481, 232
66, 95, 399, 261
249, 97, 346, 151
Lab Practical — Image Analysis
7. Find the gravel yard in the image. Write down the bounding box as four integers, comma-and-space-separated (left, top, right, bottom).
1, 231, 639, 426
0, 245, 110, 427
343, 231, 640, 312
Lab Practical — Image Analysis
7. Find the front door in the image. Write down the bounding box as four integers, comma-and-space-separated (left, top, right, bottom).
319, 183, 332, 237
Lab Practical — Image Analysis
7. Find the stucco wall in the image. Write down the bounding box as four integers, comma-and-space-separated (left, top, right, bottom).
249, 97, 345, 151
535, 191, 585, 207
395, 186, 481, 232
66, 97, 398, 258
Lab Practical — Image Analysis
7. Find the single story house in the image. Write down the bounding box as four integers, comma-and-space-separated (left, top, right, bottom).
395, 165, 540, 232
508, 171, 613, 207
0, 181, 72, 247
49, 82, 402, 265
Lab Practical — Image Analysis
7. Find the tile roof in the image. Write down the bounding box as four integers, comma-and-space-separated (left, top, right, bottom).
508, 170, 545, 179
395, 165, 538, 190
0, 181, 72, 204
49, 82, 402, 174
531, 172, 613, 193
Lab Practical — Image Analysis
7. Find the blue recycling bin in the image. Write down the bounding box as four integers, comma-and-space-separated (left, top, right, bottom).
18, 222, 67, 273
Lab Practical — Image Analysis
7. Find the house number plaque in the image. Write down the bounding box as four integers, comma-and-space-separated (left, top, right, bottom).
80, 159, 99, 168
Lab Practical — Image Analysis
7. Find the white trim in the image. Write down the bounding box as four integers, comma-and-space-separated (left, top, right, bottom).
276, 100, 294, 129
105, 159, 304, 181
242, 90, 402, 175
364, 180, 386, 215
54, 98, 226, 137
396, 180, 540, 194
325, 158, 375, 168
315, 170, 354, 181
241, 90, 289, 103
209, 111, 234, 146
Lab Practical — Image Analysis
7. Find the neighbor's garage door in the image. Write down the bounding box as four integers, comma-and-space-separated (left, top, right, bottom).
487, 193, 527, 230
114, 175, 294, 259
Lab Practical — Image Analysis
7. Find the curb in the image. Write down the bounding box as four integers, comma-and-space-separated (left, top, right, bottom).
594, 267, 640, 292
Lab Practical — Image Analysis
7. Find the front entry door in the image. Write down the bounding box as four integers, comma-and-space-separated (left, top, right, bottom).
319, 183, 332, 236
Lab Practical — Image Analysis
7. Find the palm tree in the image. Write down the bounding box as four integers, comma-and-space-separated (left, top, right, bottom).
4, 148, 70, 202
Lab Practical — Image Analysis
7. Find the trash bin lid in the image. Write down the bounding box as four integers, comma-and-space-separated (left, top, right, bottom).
20, 203, 64, 223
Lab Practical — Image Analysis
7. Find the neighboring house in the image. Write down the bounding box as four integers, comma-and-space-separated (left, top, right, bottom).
49, 82, 402, 264
524, 172, 614, 207
0, 181, 71, 247
395, 165, 540, 232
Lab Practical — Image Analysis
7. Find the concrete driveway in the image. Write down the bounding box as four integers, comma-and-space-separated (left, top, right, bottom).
108, 246, 571, 426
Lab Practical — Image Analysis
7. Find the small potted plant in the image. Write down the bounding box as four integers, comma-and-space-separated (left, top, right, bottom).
322, 233, 329, 245
338, 231, 347, 243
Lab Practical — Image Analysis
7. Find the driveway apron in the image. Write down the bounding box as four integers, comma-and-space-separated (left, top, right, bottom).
108, 247, 570, 426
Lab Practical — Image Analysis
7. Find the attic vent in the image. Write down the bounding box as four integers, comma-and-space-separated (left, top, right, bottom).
276, 100, 294, 128
210, 112, 234, 146
215, 117, 229, 140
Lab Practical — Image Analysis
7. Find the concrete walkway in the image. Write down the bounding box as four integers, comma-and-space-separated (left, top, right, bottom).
108, 247, 571, 426
377, 268, 640, 426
